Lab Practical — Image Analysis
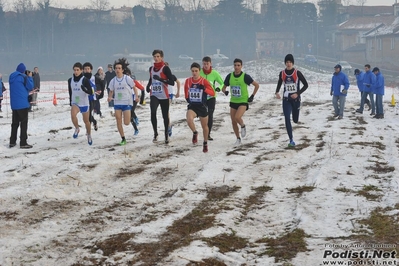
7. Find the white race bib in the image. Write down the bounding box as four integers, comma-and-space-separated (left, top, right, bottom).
152, 81, 163, 94
286, 83, 297, 92
189, 88, 203, 103
231, 86, 241, 97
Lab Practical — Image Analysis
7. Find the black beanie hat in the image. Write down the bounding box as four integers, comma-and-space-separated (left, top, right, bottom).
284, 54, 294, 64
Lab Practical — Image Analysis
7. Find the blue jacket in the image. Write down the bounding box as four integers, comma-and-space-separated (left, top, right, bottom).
331, 71, 350, 96
9, 71, 34, 110
362, 70, 376, 93
373, 72, 384, 95
355, 71, 365, 92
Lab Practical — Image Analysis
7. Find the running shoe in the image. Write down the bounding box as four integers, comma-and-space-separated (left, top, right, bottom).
208, 135, 213, 141
234, 138, 242, 147
168, 126, 173, 137
192, 131, 198, 144
288, 140, 296, 147
241, 125, 246, 138
153, 134, 158, 143
134, 129, 139, 135
203, 142, 208, 153
165, 138, 169, 144
73, 128, 80, 139
94, 123, 98, 131
87, 135, 93, 145
120, 139, 127, 146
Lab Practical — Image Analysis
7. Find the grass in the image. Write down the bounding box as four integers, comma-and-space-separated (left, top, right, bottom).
116, 166, 146, 177
353, 207, 399, 255
366, 162, 395, 174
350, 141, 386, 151
242, 186, 273, 216
336, 185, 382, 201
202, 232, 248, 253
287, 186, 315, 196
356, 185, 383, 201
81, 185, 241, 265
256, 228, 309, 262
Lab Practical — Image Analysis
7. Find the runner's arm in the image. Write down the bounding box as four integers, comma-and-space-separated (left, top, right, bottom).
297, 71, 309, 95
275, 71, 283, 93
68, 78, 72, 106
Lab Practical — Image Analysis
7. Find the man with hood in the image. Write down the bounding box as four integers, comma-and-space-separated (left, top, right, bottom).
9, 63, 34, 148
330, 64, 350, 119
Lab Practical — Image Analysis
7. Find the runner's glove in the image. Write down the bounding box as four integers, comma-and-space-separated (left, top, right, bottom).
146, 85, 151, 93
215, 87, 221, 92
153, 75, 164, 82
224, 91, 229, 96
198, 85, 205, 90
330, 90, 333, 96
342, 89, 347, 94
248, 94, 254, 102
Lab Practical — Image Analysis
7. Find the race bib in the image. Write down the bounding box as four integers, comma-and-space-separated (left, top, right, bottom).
286, 83, 297, 92
231, 86, 241, 97
152, 81, 163, 94
117, 92, 123, 101
285, 83, 297, 93
189, 88, 203, 103
75, 96, 80, 104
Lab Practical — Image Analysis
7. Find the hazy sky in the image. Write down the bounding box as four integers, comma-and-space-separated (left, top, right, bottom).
5, 0, 398, 10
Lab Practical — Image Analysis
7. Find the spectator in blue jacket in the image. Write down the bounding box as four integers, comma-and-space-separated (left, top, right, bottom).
357, 64, 376, 115
372, 67, 384, 119
354, 69, 370, 112
330, 64, 350, 119
9, 63, 34, 148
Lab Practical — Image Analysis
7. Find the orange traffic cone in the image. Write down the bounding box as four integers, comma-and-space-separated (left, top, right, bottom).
53, 93, 58, 106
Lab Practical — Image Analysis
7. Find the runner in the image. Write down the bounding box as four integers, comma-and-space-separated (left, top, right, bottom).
82, 62, 102, 131
184, 62, 215, 153
107, 58, 139, 145
200, 56, 224, 141
124, 68, 144, 135
68, 62, 95, 145
275, 54, 309, 147
222, 58, 259, 146
146, 49, 175, 144
165, 62, 181, 137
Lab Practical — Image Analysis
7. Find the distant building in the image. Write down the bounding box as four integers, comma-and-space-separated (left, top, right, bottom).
256, 32, 295, 58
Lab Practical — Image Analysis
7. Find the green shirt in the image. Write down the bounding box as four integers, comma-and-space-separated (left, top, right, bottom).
228, 72, 249, 103
200, 69, 224, 99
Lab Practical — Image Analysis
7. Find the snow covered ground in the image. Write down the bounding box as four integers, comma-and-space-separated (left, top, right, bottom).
1, 60, 399, 266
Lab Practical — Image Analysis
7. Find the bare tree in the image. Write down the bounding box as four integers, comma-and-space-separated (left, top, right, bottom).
356, 0, 366, 6
13, 0, 34, 12
244, 0, 260, 12
89, 0, 110, 23
140, 0, 163, 9
342, 0, 351, 6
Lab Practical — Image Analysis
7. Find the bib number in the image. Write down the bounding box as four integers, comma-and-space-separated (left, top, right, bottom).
286, 83, 297, 93
189, 88, 202, 103
117, 92, 123, 101
231, 86, 241, 97
75, 96, 80, 104
152, 81, 163, 94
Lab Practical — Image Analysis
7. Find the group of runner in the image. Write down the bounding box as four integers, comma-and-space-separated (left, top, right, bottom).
69, 50, 307, 152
